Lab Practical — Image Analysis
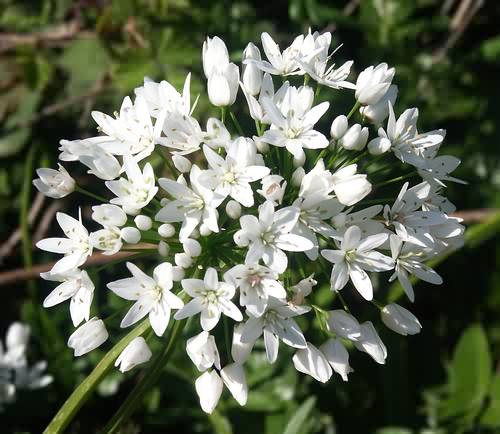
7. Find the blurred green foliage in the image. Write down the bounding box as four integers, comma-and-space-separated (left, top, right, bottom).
1, 0, 500, 433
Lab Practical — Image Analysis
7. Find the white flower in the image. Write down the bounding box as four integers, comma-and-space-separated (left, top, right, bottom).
115, 337, 152, 372
89, 226, 124, 255
331, 164, 372, 206
174, 267, 242, 331
158, 112, 204, 155
381, 303, 422, 336
186, 331, 221, 372
36, 210, 92, 275
41, 269, 94, 326
105, 155, 158, 215
134, 73, 192, 118
67, 317, 108, 357
320, 338, 353, 381
224, 263, 287, 317
389, 235, 442, 302
321, 225, 393, 300
33, 164, 75, 198
92, 204, 127, 227
355, 63, 395, 105
107, 262, 184, 336
354, 321, 387, 364
292, 342, 332, 383
418, 155, 466, 186
384, 182, 448, 248
242, 42, 263, 96
200, 140, 270, 207
250, 32, 306, 76
260, 90, 330, 160
290, 274, 317, 305
156, 165, 224, 242
257, 174, 287, 205
234, 201, 314, 273
239, 297, 309, 363
91, 96, 164, 162
195, 363, 248, 414
203, 118, 232, 150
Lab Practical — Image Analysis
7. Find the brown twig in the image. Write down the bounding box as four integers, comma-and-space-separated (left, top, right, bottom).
32, 200, 65, 244
0, 192, 45, 264
451, 208, 498, 223
0, 20, 92, 54
0, 244, 157, 287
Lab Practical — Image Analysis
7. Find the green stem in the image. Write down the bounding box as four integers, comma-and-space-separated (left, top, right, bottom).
220, 106, 227, 123
347, 101, 361, 120
315, 83, 322, 99
43, 320, 151, 434
156, 149, 178, 177
75, 185, 107, 203
375, 171, 416, 188
101, 318, 187, 434
229, 111, 244, 136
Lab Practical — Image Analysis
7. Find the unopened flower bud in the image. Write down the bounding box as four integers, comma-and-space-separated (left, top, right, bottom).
354, 321, 387, 364
92, 204, 127, 227
253, 136, 269, 153
175, 252, 193, 269
158, 223, 175, 238
68, 317, 108, 357
183, 239, 202, 257
291, 167, 305, 187
355, 63, 395, 105
360, 84, 398, 125
121, 227, 141, 244
242, 42, 263, 96
320, 338, 353, 382
293, 152, 306, 167
172, 155, 192, 173
330, 115, 348, 140
338, 124, 369, 151
381, 303, 422, 336
327, 310, 361, 340
199, 223, 212, 236
158, 240, 169, 257
208, 64, 240, 107
172, 266, 185, 281
226, 200, 242, 219
115, 337, 152, 373
134, 215, 152, 231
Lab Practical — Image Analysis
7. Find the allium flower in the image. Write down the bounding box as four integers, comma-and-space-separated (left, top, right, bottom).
174, 267, 242, 331
34, 29, 465, 419
321, 225, 393, 300
33, 164, 75, 198
108, 262, 184, 336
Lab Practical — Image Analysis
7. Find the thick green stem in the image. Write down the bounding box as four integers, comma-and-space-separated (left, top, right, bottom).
347, 101, 361, 120
75, 185, 107, 203
43, 320, 151, 434
101, 318, 187, 434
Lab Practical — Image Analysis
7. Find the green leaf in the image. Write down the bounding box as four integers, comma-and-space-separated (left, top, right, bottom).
375, 428, 412, 434
481, 36, 500, 62
282, 397, 316, 434
480, 374, 500, 427
43, 319, 150, 434
441, 325, 492, 420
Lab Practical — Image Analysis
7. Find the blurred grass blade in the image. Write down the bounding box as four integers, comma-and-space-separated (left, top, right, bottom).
43, 319, 150, 434
282, 397, 316, 434
209, 410, 234, 434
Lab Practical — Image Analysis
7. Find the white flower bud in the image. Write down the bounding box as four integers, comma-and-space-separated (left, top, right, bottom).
199, 223, 212, 236
381, 303, 422, 336
293, 151, 306, 167
158, 240, 169, 257
291, 167, 305, 187
134, 215, 152, 231
172, 266, 185, 282
320, 338, 353, 382
172, 155, 192, 173
175, 252, 193, 269
354, 321, 387, 364
360, 84, 398, 125
355, 63, 395, 105
195, 370, 223, 414
368, 136, 392, 155
33, 164, 75, 199
253, 136, 269, 153
115, 337, 152, 373
327, 310, 361, 340
225, 200, 242, 219
338, 124, 369, 151
330, 115, 348, 140
242, 42, 263, 96
92, 204, 127, 227
67, 317, 108, 357
158, 223, 175, 238
332, 164, 372, 206
207, 63, 240, 107
203, 36, 229, 78
183, 239, 202, 257
186, 331, 221, 372
121, 227, 141, 244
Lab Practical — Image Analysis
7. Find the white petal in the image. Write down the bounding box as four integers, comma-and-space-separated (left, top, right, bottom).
220, 363, 248, 406
195, 370, 223, 414
292, 343, 332, 383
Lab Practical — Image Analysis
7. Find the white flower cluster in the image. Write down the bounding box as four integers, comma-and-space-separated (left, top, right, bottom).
34, 30, 465, 413
0, 322, 52, 410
